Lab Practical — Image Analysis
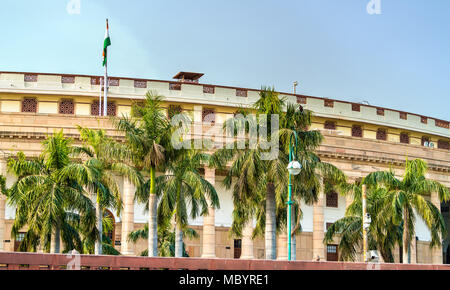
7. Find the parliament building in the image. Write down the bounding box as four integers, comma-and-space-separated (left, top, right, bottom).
0, 71, 449, 264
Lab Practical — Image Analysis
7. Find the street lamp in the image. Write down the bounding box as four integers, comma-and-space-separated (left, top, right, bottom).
287, 131, 301, 261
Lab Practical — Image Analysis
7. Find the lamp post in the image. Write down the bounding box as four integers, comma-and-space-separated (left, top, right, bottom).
287, 131, 302, 261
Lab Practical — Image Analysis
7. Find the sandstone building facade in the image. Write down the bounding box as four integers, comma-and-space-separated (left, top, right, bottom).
0, 71, 449, 264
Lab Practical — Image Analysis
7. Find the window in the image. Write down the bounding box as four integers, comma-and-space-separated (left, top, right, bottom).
422, 137, 430, 146
234, 239, 242, 259
61, 76, 75, 84
421, 117, 428, 124
91, 77, 102, 85
24, 74, 37, 82
324, 100, 334, 108
14, 232, 26, 252
326, 191, 338, 208
376, 129, 387, 141
108, 78, 119, 86
22, 98, 37, 113
107, 102, 117, 116
327, 245, 339, 262
352, 104, 361, 112
400, 133, 410, 144
169, 83, 181, 91
236, 89, 248, 98
436, 120, 450, 129
324, 121, 336, 130
203, 86, 215, 94
438, 140, 450, 150
352, 125, 363, 138
202, 108, 215, 123
59, 99, 74, 115
400, 112, 407, 120
297, 96, 307, 104
377, 108, 385, 116
134, 80, 147, 88
91, 101, 116, 116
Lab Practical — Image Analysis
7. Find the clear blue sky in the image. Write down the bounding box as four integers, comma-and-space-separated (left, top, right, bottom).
0, 0, 449, 120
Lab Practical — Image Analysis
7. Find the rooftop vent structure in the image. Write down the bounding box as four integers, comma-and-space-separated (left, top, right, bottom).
173, 72, 204, 84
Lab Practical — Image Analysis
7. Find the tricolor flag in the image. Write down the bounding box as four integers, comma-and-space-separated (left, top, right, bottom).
102, 19, 111, 67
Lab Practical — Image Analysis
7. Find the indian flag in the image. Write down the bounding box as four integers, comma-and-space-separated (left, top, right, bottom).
102, 19, 111, 67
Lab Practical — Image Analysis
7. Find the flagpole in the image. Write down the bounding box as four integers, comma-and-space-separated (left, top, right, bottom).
99, 77, 103, 116
104, 62, 108, 116
103, 18, 109, 117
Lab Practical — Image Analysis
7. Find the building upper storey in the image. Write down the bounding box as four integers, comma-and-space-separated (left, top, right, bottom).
0, 71, 449, 150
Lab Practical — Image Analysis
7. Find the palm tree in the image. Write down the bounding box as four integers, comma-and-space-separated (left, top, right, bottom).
364, 159, 449, 264
156, 150, 219, 257
277, 103, 346, 259
71, 127, 141, 255
214, 94, 346, 260
325, 182, 402, 262
113, 92, 174, 257
128, 218, 199, 257
7, 131, 95, 253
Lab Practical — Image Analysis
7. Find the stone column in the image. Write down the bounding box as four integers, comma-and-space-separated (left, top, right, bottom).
410, 237, 417, 264
0, 160, 7, 252
312, 179, 325, 261
121, 178, 135, 256
0, 192, 5, 252
431, 192, 443, 264
276, 232, 288, 260
345, 179, 355, 212
240, 221, 254, 259
202, 168, 216, 258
